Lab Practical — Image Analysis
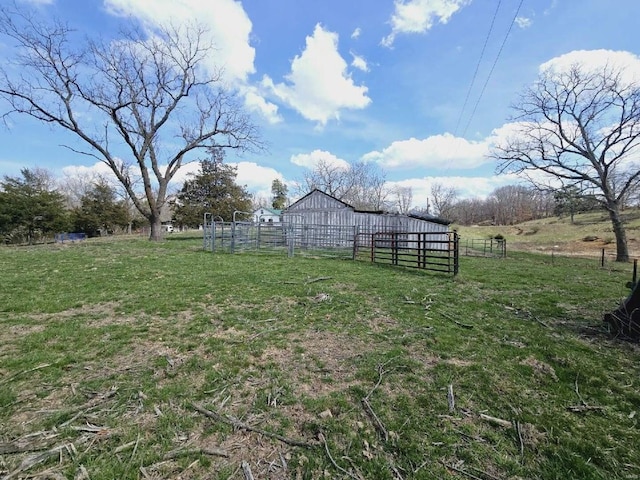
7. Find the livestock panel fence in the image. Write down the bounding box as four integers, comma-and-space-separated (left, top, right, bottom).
354, 231, 459, 275
203, 213, 460, 274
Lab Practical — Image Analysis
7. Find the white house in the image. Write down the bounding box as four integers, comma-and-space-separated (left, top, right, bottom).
253, 207, 282, 223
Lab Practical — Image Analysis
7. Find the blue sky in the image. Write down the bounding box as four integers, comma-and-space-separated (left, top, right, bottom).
1, 0, 640, 208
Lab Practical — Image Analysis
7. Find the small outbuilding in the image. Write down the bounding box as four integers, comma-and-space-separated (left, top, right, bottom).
253, 207, 281, 223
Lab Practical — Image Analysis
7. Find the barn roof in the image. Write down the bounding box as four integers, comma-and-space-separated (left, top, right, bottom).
254, 206, 281, 215
286, 188, 352, 210
407, 212, 451, 226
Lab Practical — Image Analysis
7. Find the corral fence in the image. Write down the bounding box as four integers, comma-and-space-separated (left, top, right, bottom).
460, 237, 507, 258
203, 212, 460, 275
203, 212, 356, 258
354, 231, 459, 275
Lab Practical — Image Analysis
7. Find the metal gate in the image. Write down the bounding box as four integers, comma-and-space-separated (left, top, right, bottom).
354, 231, 459, 275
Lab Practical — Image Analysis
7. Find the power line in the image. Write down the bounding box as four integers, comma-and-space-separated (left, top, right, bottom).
453, 0, 503, 137
461, 0, 525, 138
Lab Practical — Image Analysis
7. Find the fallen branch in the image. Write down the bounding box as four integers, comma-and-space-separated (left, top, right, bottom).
305, 276, 332, 284
0, 363, 54, 387
0, 443, 51, 455
113, 440, 137, 455
362, 398, 389, 442
390, 463, 405, 480
364, 359, 396, 401
4, 436, 90, 480
191, 403, 315, 448
241, 460, 255, 480
164, 447, 229, 459
441, 461, 484, 480
568, 374, 605, 412
319, 433, 362, 480
0, 430, 61, 455
574, 374, 586, 405
441, 312, 473, 329
447, 385, 455, 413
60, 386, 119, 419
567, 405, 606, 413
532, 316, 550, 328
514, 420, 524, 458
479, 413, 512, 428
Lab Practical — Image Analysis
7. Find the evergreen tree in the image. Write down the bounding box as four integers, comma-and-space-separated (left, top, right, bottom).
173, 148, 252, 226
271, 179, 288, 210
0, 168, 69, 244
71, 181, 131, 237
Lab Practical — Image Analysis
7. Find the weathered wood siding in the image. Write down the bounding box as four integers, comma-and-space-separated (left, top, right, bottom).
282, 190, 450, 248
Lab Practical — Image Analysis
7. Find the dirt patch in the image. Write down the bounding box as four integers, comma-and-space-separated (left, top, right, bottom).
444, 358, 475, 367
365, 314, 399, 333
520, 356, 559, 381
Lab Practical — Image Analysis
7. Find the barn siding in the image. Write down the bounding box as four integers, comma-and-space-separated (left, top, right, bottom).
282, 190, 450, 242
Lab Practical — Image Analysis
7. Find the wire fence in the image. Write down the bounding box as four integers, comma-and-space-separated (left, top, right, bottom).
203, 214, 460, 274
459, 237, 507, 258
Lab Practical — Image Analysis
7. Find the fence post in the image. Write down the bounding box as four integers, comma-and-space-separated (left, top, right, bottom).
601, 248, 605, 268
352, 225, 358, 260
453, 231, 459, 276
370, 233, 375, 263
287, 222, 294, 258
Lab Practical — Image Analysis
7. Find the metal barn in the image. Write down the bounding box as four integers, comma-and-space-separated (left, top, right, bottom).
281, 189, 451, 248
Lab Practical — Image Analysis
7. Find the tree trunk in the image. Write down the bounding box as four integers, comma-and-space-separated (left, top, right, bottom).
607, 204, 629, 262
148, 213, 164, 241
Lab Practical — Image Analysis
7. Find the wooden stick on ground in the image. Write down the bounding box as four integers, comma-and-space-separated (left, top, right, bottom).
164, 447, 229, 459
362, 398, 389, 442
319, 433, 362, 480
479, 413, 512, 428
440, 461, 484, 480
241, 461, 255, 480
191, 403, 315, 448
447, 384, 455, 412
0, 363, 54, 387
305, 276, 333, 284
440, 312, 474, 329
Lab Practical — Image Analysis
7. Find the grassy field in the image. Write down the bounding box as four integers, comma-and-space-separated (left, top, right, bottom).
1, 234, 639, 479
455, 208, 640, 259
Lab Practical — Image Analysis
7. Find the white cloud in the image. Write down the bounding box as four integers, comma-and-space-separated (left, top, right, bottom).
242, 86, 282, 124
514, 16, 532, 28
60, 162, 132, 194
362, 133, 490, 169
263, 24, 371, 125
381, 0, 470, 47
103, 1, 285, 129
539, 49, 640, 84
103, 0, 255, 84
234, 161, 284, 192
350, 52, 369, 72
386, 173, 520, 207
351, 27, 361, 40
290, 149, 350, 170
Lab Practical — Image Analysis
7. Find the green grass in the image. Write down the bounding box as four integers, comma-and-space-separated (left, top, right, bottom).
454, 208, 640, 259
1, 233, 639, 479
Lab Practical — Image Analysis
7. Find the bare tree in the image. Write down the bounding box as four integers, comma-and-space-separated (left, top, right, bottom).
389, 185, 413, 214
430, 182, 458, 219
0, 6, 259, 240
296, 159, 388, 210
492, 64, 640, 261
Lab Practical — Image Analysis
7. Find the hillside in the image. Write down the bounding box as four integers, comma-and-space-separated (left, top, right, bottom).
455, 208, 640, 259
